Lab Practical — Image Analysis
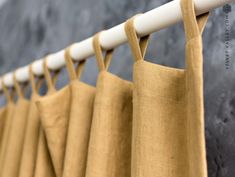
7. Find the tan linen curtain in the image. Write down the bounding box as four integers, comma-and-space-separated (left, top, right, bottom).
62, 47, 95, 177
0, 93, 8, 151
34, 60, 62, 177
0, 83, 15, 160
36, 59, 71, 177
34, 128, 56, 177
0, 105, 7, 150
0, 74, 30, 177
85, 33, 133, 177
18, 66, 44, 177
124, 0, 209, 176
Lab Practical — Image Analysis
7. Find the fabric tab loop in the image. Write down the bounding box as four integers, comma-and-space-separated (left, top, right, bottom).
92, 32, 114, 72
43, 57, 60, 93
180, 0, 210, 41
64, 45, 86, 81
125, 15, 150, 62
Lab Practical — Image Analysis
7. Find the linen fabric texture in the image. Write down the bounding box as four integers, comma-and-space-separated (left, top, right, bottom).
85, 33, 133, 177
0, 83, 15, 169
18, 66, 44, 177
34, 60, 59, 177
0, 75, 29, 177
0, 106, 7, 151
62, 46, 95, 177
124, 0, 209, 176
35, 60, 69, 177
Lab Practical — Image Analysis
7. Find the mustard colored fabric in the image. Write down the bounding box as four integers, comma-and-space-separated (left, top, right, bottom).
62, 47, 95, 177
19, 94, 40, 177
0, 75, 29, 177
124, 0, 209, 176
36, 59, 70, 177
0, 102, 14, 161
85, 33, 133, 177
18, 66, 43, 177
36, 86, 70, 177
34, 60, 61, 177
34, 127, 56, 177
0, 83, 15, 164
0, 107, 7, 151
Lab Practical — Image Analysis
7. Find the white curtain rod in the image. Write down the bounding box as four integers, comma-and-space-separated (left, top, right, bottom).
1, 0, 234, 89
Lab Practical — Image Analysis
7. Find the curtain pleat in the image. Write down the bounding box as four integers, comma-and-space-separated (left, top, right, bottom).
85, 33, 133, 177
33, 60, 61, 177
36, 59, 70, 177
0, 107, 7, 151
62, 47, 95, 177
36, 86, 70, 177
34, 127, 56, 177
0, 75, 29, 177
0, 84, 15, 169
0, 110, 15, 170
18, 66, 43, 177
0, 102, 14, 158
18, 93, 40, 177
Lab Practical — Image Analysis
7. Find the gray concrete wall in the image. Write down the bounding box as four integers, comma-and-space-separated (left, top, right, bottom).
0, 0, 234, 176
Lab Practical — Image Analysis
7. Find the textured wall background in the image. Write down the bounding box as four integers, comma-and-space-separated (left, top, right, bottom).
0, 0, 234, 176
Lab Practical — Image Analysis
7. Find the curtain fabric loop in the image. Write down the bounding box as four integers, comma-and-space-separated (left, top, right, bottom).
180, 0, 209, 41
2, 79, 14, 103
29, 65, 43, 95
64, 45, 86, 81
124, 15, 150, 62
35, 78, 43, 94
76, 60, 86, 80
43, 57, 60, 93
92, 32, 114, 72
13, 72, 28, 99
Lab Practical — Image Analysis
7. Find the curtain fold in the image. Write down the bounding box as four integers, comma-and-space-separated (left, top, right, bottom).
124, 0, 209, 176
0, 75, 29, 177
36, 85, 70, 177
34, 127, 56, 177
0, 83, 15, 169
18, 66, 44, 177
0, 106, 7, 150
34, 59, 60, 177
62, 47, 95, 177
36, 59, 70, 177
85, 33, 133, 177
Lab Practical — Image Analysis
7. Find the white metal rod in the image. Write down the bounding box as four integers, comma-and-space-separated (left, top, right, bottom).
1, 0, 234, 89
